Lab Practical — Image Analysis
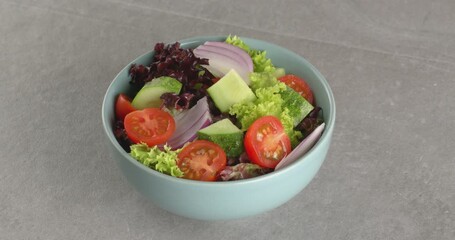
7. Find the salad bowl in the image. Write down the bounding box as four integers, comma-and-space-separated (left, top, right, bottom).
102, 36, 335, 220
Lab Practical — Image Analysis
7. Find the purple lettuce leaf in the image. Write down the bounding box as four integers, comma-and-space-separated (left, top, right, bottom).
218, 163, 271, 181
128, 42, 215, 108
296, 106, 324, 138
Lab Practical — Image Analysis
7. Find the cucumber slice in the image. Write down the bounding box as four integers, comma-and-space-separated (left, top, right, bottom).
281, 86, 314, 126
131, 76, 182, 109
197, 119, 244, 157
207, 69, 256, 113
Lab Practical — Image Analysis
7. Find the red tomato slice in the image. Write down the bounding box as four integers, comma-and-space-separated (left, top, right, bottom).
244, 116, 292, 169
115, 94, 136, 121
278, 74, 314, 105
124, 108, 175, 147
177, 140, 227, 181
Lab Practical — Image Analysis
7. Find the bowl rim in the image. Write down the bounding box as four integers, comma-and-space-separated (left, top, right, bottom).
101, 35, 336, 187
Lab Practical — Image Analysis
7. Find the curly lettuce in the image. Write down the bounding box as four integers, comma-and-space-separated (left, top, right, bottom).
225, 35, 276, 73
249, 71, 283, 90
130, 143, 184, 177
229, 72, 305, 147
229, 76, 285, 129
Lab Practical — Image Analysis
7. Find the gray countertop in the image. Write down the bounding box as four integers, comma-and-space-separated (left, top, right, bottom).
1, 1, 454, 239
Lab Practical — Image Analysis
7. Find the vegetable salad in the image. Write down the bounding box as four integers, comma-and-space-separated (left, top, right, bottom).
114, 36, 325, 182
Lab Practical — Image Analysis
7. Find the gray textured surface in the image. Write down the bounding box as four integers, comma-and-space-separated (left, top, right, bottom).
1, 0, 454, 239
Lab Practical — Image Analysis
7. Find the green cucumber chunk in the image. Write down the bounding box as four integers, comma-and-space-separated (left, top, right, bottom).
197, 118, 244, 157
132, 76, 182, 109
281, 86, 314, 126
207, 69, 256, 113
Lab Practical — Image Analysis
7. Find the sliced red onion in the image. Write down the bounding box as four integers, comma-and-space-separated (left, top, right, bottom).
172, 97, 209, 130
198, 43, 253, 72
193, 42, 253, 84
202, 65, 224, 78
165, 97, 212, 149
170, 110, 206, 144
167, 111, 212, 149
194, 48, 248, 80
204, 41, 253, 71
275, 123, 326, 171
197, 45, 242, 64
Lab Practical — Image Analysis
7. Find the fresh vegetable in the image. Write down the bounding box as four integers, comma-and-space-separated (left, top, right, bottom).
207, 69, 256, 113
160, 92, 195, 111
297, 107, 324, 138
130, 143, 183, 177
114, 120, 133, 151
193, 42, 253, 84
249, 71, 284, 90
218, 163, 271, 181
244, 116, 292, 169
275, 123, 325, 170
132, 76, 182, 109
229, 72, 308, 147
203, 41, 254, 71
280, 86, 314, 126
279, 108, 304, 147
225, 35, 276, 73
250, 72, 314, 126
124, 108, 175, 147
177, 140, 227, 181
278, 74, 314, 105
229, 81, 285, 131
129, 42, 215, 105
197, 118, 244, 157
273, 68, 286, 78
165, 97, 212, 149
115, 94, 136, 121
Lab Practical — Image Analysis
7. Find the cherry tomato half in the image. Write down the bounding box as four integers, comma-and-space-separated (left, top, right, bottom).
278, 74, 314, 105
124, 108, 175, 147
177, 140, 227, 181
244, 116, 292, 169
115, 94, 136, 121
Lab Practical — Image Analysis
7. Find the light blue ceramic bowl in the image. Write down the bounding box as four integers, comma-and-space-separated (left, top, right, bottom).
102, 36, 335, 220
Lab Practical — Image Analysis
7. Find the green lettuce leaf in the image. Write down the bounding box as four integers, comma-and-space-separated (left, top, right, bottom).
226, 35, 276, 73
130, 143, 184, 177
249, 71, 284, 90
229, 72, 303, 147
